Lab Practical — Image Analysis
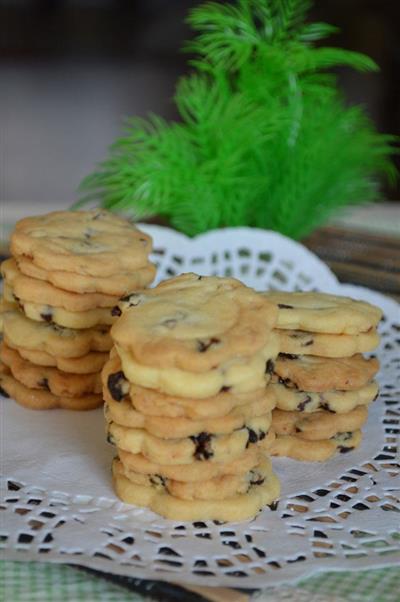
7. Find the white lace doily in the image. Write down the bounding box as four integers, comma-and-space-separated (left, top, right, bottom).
2, 226, 399, 588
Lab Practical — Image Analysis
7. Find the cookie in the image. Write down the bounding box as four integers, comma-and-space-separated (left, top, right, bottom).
2, 258, 118, 311
263, 291, 382, 334
271, 380, 378, 413
3, 279, 114, 329
272, 406, 368, 440
273, 353, 379, 392
6, 341, 108, 374
0, 297, 17, 333
0, 368, 102, 410
271, 430, 362, 461
10, 210, 153, 277
102, 353, 276, 422
107, 417, 274, 465
121, 461, 263, 501
16, 254, 156, 296
118, 446, 262, 482
1, 343, 102, 397
3, 309, 112, 358
276, 328, 380, 358
128, 385, 276, 421
116, 338, 278, 399
111, 273, 278, 372
112, 456, 280, 521
15, 297, 115, 330
104, 390, 275, 439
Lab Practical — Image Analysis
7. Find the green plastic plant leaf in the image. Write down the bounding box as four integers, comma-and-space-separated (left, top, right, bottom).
77, 0, 397, 239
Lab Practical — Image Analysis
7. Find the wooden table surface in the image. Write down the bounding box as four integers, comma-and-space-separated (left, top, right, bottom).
304, 226, 400, 302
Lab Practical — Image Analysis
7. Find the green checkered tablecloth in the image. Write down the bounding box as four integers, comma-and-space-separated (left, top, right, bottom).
1, 562, 399, 601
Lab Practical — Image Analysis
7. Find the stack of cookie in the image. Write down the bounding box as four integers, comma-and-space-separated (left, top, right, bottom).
103, 273, 281, 521
0, 210, 155, 410
263, 292, 382, 461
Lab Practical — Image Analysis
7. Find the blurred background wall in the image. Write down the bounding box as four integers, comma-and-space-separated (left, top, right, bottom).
2, 0, 399, 212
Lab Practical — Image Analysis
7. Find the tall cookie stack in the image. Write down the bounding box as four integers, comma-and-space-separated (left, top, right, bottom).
103, 273, 281, 521
0, 210, 155, 410
263, 292, 382, 461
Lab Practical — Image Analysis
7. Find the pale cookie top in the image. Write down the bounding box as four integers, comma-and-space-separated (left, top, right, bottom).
2, 258, 118, 311
3, 309, 112, 358
10, 210, 152, 277
112, 273, 278, 372
263, 291, 382, 334
273, 353, 379, 392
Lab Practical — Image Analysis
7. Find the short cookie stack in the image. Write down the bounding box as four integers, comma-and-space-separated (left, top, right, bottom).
264, 292, 382, 461
0, 210, 155, 410
103, 273, 281, 521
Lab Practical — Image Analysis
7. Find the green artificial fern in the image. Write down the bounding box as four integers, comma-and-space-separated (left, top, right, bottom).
78, 0, 397, 239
